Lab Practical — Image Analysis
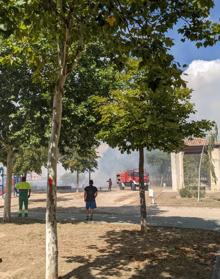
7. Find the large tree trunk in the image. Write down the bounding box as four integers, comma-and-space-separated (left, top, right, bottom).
3, 147, 13, 222
139, 147, 147, 233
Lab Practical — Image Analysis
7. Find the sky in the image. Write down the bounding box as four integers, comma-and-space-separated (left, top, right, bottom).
170, 0, 220, 65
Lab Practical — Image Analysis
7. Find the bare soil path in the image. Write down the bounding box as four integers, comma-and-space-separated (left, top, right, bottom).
1, 188, 220, 230
1, 189, 220, 279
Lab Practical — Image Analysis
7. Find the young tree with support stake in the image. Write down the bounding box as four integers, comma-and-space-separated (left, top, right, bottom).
92, 58, 212, 233
0, 1, 216, 277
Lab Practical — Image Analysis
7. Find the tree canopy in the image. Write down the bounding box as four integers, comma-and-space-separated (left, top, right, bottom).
0, 0, 217, 277
60, 43, 116, 155
93, 58, 212, 153
13, 146, 48, 175
0, 63, 49, 151
0, 62, 49, 221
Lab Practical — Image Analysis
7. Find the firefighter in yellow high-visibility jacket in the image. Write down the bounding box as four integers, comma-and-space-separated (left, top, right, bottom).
15, 176, 31, 217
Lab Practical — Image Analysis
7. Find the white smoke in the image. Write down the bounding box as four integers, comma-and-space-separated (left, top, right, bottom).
184, 59, 220, 128
92, 147, 147, 187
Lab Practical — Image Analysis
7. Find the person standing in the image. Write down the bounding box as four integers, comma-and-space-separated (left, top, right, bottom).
107, 178, 112, 191
15, 176, 31, 217
84, 179, 98, 221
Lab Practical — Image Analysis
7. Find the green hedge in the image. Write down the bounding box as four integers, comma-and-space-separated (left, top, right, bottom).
179, 186, 206, 198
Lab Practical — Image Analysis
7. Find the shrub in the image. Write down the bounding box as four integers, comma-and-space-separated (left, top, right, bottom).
179, 186, 206, 198
179, 187, 192, 198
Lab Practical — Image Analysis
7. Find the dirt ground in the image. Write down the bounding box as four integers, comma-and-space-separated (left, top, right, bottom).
0, 189, 220, 279
0, 221, 220, 279
2, 186, 220, 214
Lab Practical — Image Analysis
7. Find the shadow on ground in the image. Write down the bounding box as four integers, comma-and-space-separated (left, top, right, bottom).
0, 205, 164, 224
58, 226, 220, 279
1, 204, 220, 232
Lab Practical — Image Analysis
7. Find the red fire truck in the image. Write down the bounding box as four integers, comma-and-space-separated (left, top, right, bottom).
116, 169, 149, 190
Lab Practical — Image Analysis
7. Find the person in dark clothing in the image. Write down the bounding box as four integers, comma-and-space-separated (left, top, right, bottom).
107, 178, 112, 191
84, 179, 98, 221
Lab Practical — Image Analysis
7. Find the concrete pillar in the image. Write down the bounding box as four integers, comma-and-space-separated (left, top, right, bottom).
171, 152, 184, 191
210, 148, 220, 191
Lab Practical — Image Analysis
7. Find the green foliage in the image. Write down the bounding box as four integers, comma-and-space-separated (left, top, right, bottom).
0, 0, 216, 270
13, 146, 48, 175
0, 62, 50, 183
178, 1, 220, 48
179, 187, 192, 198
92, 59, 212, 154
0, 1, 216, 158
60, 43, 116, 154
179, 186, 205, 198
60, 146, 98, 174
146, 151, 171, 173
184, 154, 209, 187
0, 1, 216, 75
0, 0, 216, 178
0, 63, 49, 149
146, 151, 171, 184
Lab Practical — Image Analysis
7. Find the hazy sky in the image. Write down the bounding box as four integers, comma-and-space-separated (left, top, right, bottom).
184, 60, 220, 128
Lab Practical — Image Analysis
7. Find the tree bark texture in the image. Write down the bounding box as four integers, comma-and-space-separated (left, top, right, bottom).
3, 147, 13, 222
46, 36, 68, 279
139, 147, 147, 233
46, 79, 65, 279
45, 0, 71, 275
45, 1, 85, 276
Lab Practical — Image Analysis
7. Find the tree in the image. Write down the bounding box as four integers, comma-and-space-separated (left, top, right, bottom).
59, 43, 115, 190
0, 1, 216, 276
146, 151, 171, 186
60, 43, 115, 160
93, 58, 212, 232
184, 154, 209, 187
0, 63, 48, 221
13, 146, 48, 176
60, 147, 98, 190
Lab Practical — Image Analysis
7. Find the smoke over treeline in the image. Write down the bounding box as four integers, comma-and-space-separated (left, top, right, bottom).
58, 145, 172, 188
92, 147, 149, 187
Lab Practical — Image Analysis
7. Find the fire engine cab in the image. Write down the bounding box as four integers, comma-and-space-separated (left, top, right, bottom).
116, 169, 149, 190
